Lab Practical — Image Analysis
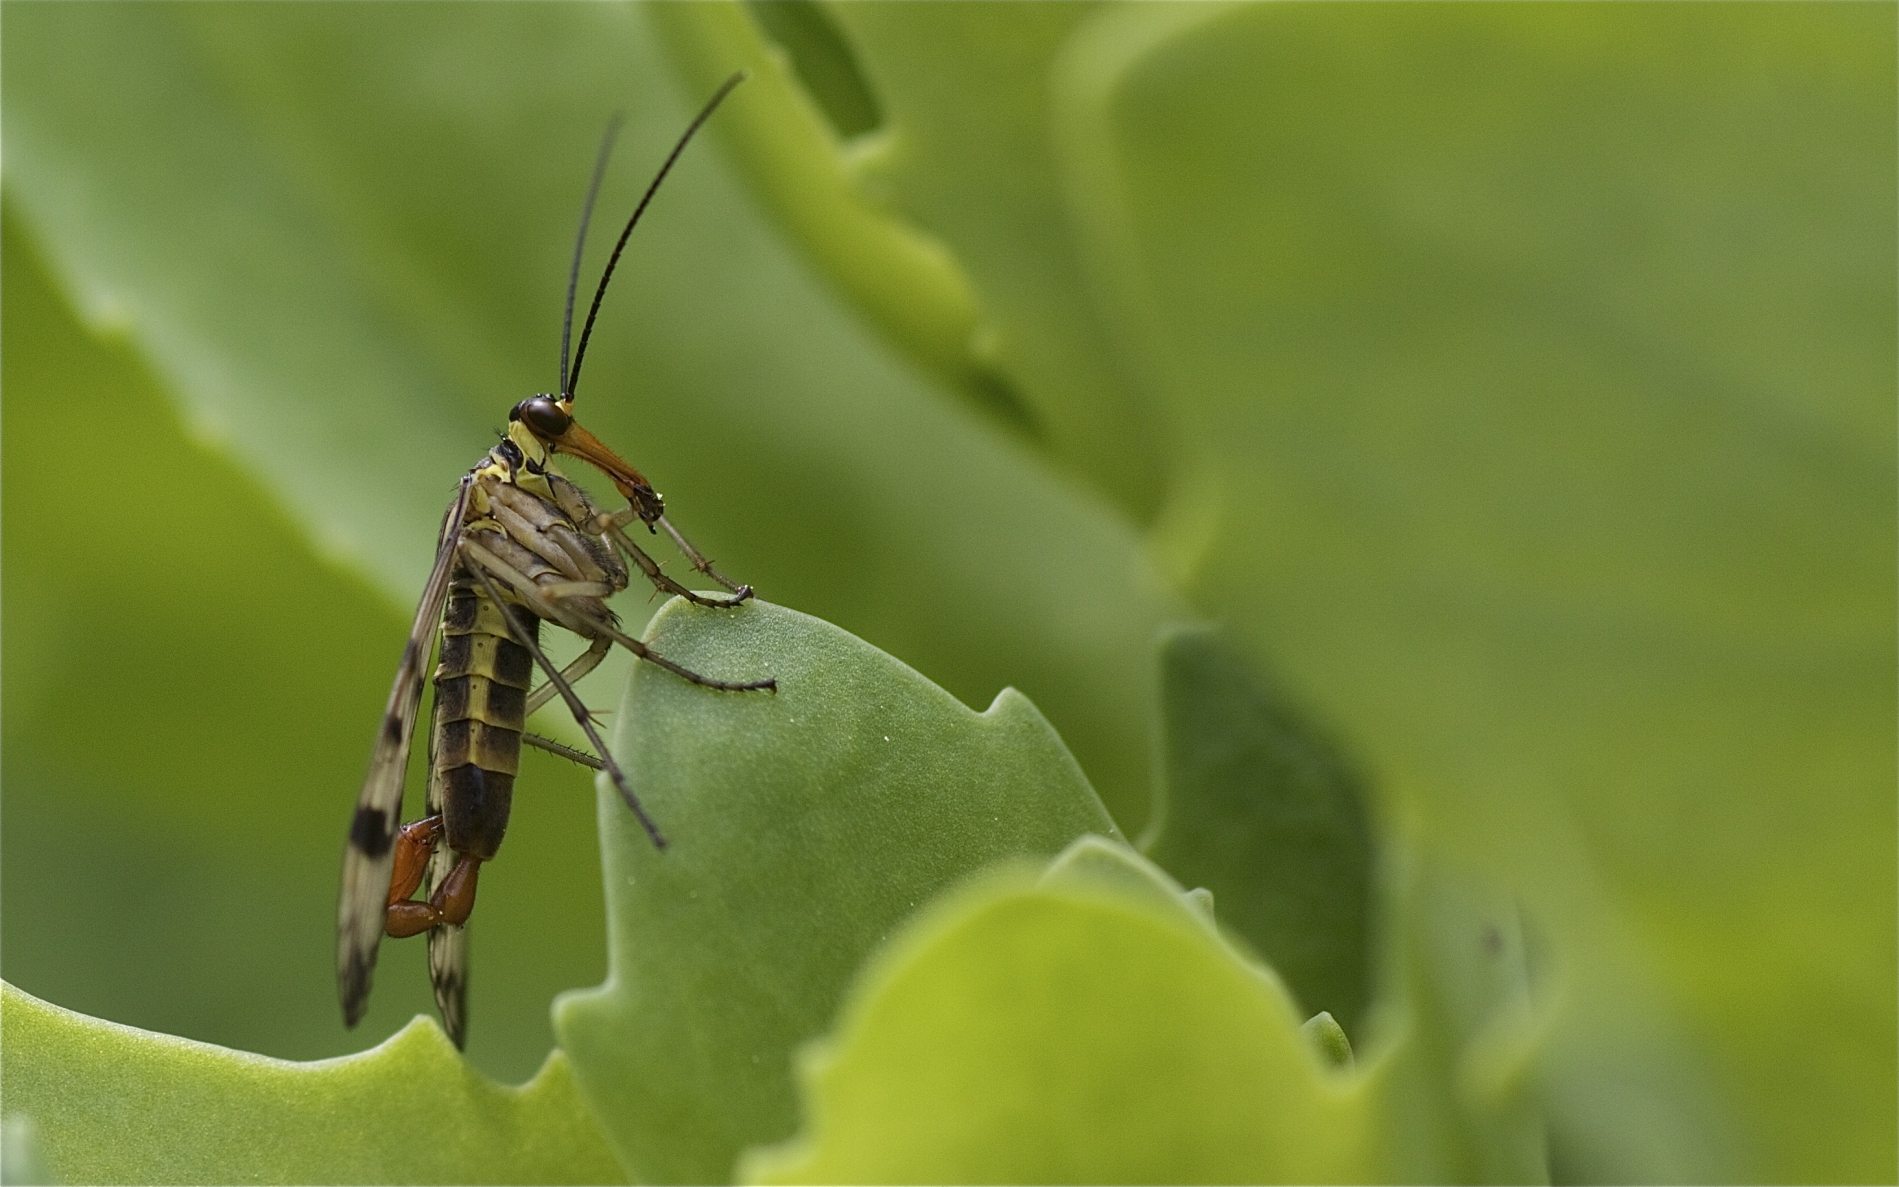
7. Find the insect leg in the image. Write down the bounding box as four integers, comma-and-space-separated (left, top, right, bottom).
588, 505, 752, 607
386, 853, 482, 938
523, 732, 608, 770
526, 635, 611, 717
535, 579, 616, 602
461, 540, 597, 635
606, 525, 707, 601
461, 551, 669, 849
592, 511, 751, 608
519, 637, 614, 772
462, 538, 775, 693
386, 816, 444, 906
586, 614, 777, 692
520, 629, 612, 767
656, 514, 752, 596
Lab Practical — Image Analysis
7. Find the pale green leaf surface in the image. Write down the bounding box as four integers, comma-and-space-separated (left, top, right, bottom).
1, 1116, 55, 1187
743, 837, 1559, 1185
0, 982, 625, 1185
743, 837, 1367, 1185
1136, 635, 1546, 1182
740, 1, 881, 141
555, 599, 1121, 1184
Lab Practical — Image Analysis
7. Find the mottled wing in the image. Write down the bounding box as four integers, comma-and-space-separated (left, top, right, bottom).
337, 477, 472, 1028
425, 748, 470, 1048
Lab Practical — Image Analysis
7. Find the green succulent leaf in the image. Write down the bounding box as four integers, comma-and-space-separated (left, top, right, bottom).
645, 2, 989, 400
652, 1, 1167, 512
743, 837, 1369, 1185
3, 4, 1892, 1184
1358, 860, 1552, 1185
1047, 6, 1895, 1177
1, 1115, 55, 1187
1302, 1012, 1355, 1070
554, 599, 1121, 1183
743, 828, 1558, 1185
0, 982, 624, 1185
1143, 624, 1378, 1035
662, 4, 1896, 1180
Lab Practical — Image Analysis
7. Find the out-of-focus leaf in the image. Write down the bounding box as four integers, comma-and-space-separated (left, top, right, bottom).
1359, 860, 1551, 1185
662, 5, 1896, 1178
1143, 625, 1377, 1035
652, 1, 1167, 512
740, 1, 881, 140
0, 982, 625, 1185
1047, 6, 1895, 1178
554, 599, 1120, 1184
743, 837, 1367, 1184
1302, 1012, 1354, 1069
646, 2, 988, 398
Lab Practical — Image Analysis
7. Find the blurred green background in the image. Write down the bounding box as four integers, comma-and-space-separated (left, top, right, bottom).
3, 3, 1892, 1182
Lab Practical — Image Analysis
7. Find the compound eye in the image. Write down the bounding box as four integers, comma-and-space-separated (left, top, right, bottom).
513, 397, 571, 439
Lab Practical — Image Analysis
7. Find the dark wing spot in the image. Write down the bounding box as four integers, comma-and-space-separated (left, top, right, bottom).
350, 805, 396, 858
340, 952, 374, 1027
381, 713, 405, 746
439, 975, 468, 1049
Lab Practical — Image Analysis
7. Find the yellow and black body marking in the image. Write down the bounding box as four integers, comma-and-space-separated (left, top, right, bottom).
337, 73, 770, 1049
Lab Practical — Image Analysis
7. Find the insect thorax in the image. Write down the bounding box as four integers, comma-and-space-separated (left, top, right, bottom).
462, 434, 631, 606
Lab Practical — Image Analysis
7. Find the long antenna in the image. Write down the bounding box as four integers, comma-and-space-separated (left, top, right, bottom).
560, 113, 626, 398
563, 70, 747, 403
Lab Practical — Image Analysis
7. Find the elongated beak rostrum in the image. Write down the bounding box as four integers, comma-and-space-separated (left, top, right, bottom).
511, 395, 665, 522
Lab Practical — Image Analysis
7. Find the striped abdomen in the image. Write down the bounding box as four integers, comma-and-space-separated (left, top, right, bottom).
431, 569, 537, 861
